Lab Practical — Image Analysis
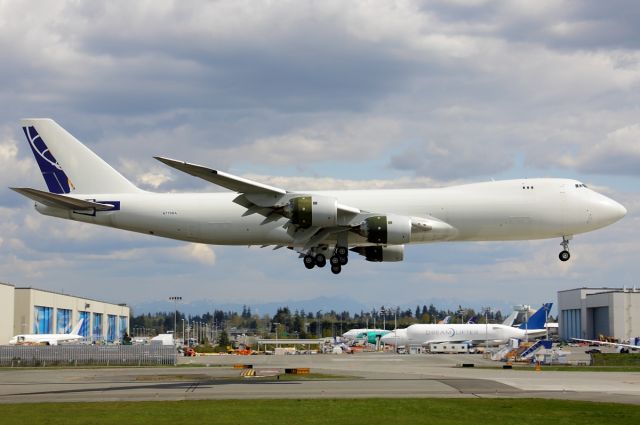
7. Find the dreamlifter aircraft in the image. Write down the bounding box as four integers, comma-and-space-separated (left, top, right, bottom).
12, 119, 626, 274
381, 303, 552, 347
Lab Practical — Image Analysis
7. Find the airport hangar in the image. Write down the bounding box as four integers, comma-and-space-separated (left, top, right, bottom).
558, 287, 640, 342
0, 282, 130, 344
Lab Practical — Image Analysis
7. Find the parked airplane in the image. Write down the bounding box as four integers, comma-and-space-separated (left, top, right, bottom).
9, 319, 84, 345
381, 303, 552, 347
572, 338, 640, 353
342, 328, 385, 339
386, 309, 523, 347
438, 316, 451, 324
12, 119, 626, 274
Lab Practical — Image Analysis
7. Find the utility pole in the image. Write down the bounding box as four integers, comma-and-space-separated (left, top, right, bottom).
169, 296, 182, 341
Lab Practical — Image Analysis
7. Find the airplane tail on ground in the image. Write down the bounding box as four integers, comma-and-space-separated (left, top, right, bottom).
438, 316, 451, 324
502, 310, 518, 327
69, 319, 84, 335
20, 119, 140, 194
519, 303, 552, 330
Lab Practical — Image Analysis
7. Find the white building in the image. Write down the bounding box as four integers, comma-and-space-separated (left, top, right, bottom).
0, 283, 15, 345
558, 287, 640, 342
1, 282, 130, 344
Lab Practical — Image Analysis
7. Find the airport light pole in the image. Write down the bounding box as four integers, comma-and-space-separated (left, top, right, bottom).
380, 306, 399, 352
457, 308, 466, 324
393, 308, 398, 352
515, 305, 531, 343
273, 322, 280, 348
482, 307, 492, 353
181, 319, 185, 346
169, 296, 182, 340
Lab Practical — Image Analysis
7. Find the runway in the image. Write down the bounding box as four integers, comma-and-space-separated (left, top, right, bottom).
0, 352, 638, 404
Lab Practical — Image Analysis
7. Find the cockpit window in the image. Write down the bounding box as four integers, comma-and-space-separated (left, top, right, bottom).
575, 183, 588, 188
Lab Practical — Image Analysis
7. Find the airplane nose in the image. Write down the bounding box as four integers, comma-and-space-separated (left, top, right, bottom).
594, 195, 627, 226
613, 201, 627, 221
604, 198, 627, 223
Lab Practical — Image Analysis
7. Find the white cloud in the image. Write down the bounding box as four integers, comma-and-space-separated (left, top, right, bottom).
0, 0, 638, 309
558, 124, 640, 175
177, 243, 216, 265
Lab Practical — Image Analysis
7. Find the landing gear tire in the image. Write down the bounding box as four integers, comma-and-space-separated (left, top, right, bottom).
303, 255, 315, 269
330, 255, 341, 266
559, 250, 570, 262
336, 246, 348, 257
339, 256, 348, 265
331, 264, 342, 274
315, 253, 326, 268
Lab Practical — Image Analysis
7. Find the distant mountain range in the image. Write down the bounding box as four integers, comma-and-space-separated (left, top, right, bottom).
131, 296, 518, 317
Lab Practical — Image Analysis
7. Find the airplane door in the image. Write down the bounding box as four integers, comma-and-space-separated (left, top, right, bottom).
558, 183, 568, 234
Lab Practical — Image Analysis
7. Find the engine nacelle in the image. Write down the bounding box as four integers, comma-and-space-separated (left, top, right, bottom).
356, 214, 411, 245
352, 245, 404, 262
283, 195, 338, 228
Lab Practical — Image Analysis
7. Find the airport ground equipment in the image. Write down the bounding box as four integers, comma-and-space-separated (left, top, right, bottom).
428, 342, 470, 353
519, 340, 553, 360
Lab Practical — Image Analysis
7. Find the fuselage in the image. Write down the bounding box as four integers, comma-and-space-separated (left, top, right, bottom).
34, 178, 626, 248
9, 333, 82, 345
381, 323, 547, 347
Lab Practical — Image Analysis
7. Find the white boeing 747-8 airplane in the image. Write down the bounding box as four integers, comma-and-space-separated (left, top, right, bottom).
11, 119, 626, 274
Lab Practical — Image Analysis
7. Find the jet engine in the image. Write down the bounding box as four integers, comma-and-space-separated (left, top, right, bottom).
355, 214, 411, 245
351, 245, 404, 262
283, 195, 338, 228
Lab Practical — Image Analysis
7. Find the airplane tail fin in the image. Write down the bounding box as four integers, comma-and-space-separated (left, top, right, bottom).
438, 315, 451, 324
20, 119, 140, 194
69, 318, 84, 335
502, 310, 518, 327
519, 303, 552, 330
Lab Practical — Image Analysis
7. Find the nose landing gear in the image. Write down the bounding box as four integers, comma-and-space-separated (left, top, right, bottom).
559, 236, 572, 262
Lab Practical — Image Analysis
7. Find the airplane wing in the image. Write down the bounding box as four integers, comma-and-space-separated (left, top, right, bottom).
572, 338, 639, 350
154, 157, 287, 196
11, 187, 115, 211
155, 156, 361, 213
155, 157, 364, 244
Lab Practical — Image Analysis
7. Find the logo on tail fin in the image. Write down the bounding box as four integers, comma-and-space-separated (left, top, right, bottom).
23, 126, 75, 194
519, 303, 552, 330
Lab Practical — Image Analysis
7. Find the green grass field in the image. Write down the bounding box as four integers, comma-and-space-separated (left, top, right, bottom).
0, 399, 638, 425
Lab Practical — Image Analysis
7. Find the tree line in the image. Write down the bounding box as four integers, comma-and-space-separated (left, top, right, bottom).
130, 304, 520, 340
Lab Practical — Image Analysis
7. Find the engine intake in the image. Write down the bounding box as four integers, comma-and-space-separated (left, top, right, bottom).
284, 196, 338, 228
356, 214, 411, 245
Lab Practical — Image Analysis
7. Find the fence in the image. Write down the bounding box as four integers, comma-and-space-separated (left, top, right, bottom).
0, 345, 177, 367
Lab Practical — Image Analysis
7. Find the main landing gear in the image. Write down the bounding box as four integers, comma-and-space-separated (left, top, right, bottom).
303, 253, 326, 269
303, 246, 349, 274
559, 236, 572, 262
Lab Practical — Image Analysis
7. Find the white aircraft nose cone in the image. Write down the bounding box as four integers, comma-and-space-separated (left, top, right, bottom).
588, 193, 627, 227
613, 201, 627, 221
602, 198, 627, 224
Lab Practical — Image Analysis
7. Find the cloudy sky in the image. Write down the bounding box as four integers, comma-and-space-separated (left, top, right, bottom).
1, 0, 639, 314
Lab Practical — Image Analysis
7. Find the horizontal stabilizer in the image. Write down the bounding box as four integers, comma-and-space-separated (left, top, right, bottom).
11, 187, 114, 211
155, 157, 287, 195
